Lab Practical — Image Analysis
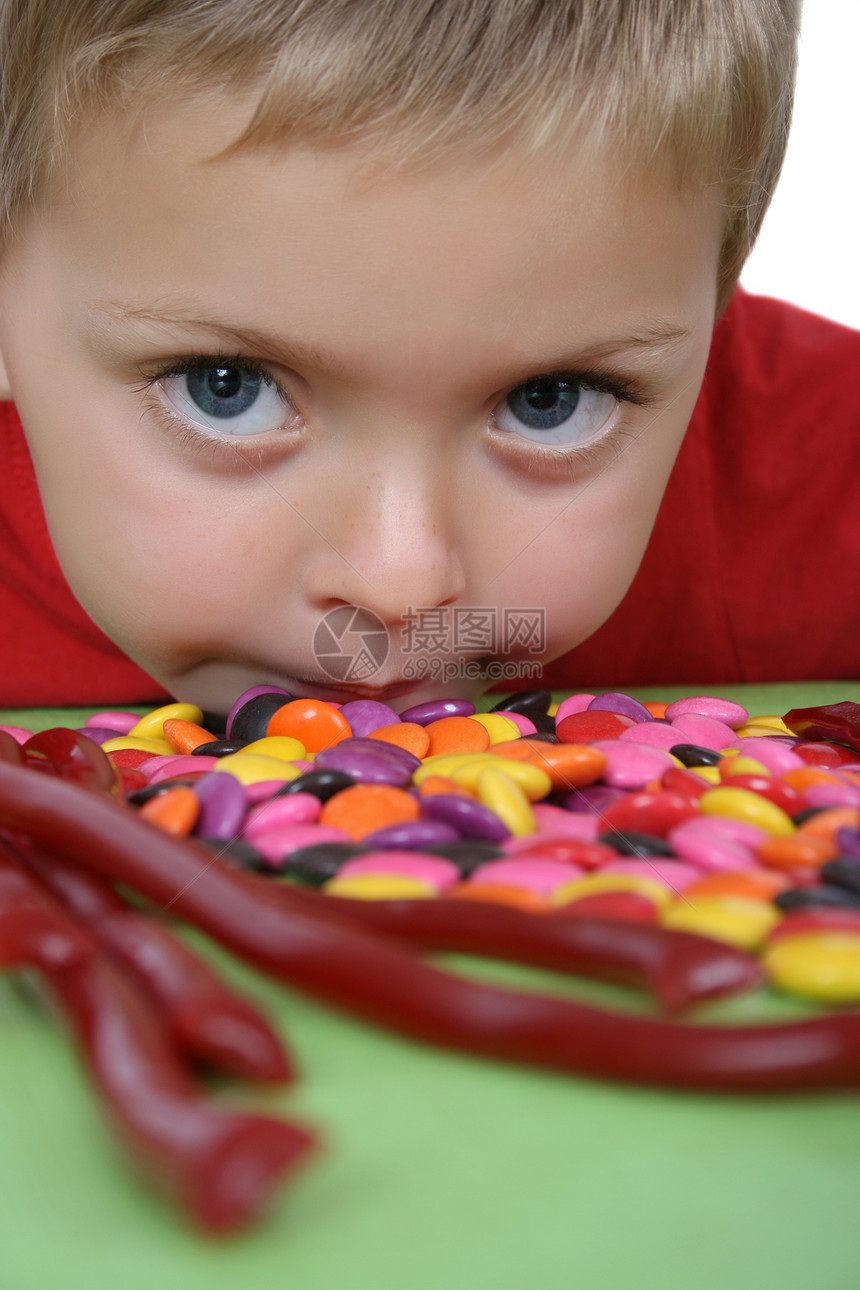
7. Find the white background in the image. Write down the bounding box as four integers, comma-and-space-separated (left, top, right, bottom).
740, 0, 860, 327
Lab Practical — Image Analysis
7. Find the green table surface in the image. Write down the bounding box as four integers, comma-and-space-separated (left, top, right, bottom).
2, 682, 860, 1290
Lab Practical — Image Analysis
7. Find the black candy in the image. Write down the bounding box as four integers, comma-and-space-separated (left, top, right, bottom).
278, 842, 368, 885
490, 690, 553, 717
421, 839, 505, 875
275, 768, 356, 801
819, 857, 860, 896
199, 710, 228, 739
669, 743, 723, 768
521, 730, 558, 745
196, 837, 267, 870
191, 739, 249, 757
128, 778, 197, 806
597, 830, 675, 858
790, 806, 829, 825
228, 692, 292, 742
774, 883, 860, 912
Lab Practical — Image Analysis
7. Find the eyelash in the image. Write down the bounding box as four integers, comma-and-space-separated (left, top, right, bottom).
134, 352, 658, 471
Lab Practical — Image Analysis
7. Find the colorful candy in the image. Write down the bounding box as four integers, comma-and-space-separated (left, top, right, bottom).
5, 685, 860, 1233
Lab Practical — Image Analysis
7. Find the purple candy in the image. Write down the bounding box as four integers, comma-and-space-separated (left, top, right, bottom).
836, 828, 860, 860
318, 737, 420, 771
398, 699, 477, 726
225, 685, 291, 738
337, 699, 400, 737
587, 691, 652, 723
561, 784, 628, 815
421, 794, 511, 842
76, 726, 124, 746
362, 819, 460, 849
192, 771, 247, 840
314, 741, 415, 787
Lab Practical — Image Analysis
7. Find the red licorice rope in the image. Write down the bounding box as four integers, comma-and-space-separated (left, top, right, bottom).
2, 758, 860, 1094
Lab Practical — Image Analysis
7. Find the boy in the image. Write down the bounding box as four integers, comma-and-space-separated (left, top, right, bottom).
0, 0, 856, 714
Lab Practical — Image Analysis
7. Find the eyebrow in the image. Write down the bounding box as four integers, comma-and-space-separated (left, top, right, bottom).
87, 300, 692, 376
87, 300, 349, 377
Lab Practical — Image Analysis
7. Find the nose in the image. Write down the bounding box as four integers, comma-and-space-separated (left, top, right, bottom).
301, 457, 467, 627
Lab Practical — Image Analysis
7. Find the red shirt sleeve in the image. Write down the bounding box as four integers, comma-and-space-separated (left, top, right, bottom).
0, 400, 169, 707
539, 287, 860, 689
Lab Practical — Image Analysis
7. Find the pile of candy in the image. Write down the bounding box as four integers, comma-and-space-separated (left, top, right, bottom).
2, 687, 860, 1234
60, 687, 860, 1003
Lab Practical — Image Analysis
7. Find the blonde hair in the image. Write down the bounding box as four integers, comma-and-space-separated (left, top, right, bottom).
0, 0, 800, 308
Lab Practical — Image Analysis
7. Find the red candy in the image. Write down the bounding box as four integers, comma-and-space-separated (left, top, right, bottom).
556, 710, 636, 743
553, 890, 659, 924
600, 790, 700, 838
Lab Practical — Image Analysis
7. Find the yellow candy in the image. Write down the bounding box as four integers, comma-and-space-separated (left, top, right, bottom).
550, 873, 670, 910
689, 765, 721, 784
240, 735, 307, 761
214, 753, 302, 786
547, 703, 559, 717
744, 714, 791, 733
720, 755, 771, 779
736, 723, 790, 738
660, 896, 779, 950
763, 933, 860, 1002
698, 785, 795, 836
476, 766, 535, 837
452, 757, 551, 801
102, 735, 173, 755
468, 713, 521, 744
324, 873, 435, 900
413, 752, 496, 782
129, 702, 204, 740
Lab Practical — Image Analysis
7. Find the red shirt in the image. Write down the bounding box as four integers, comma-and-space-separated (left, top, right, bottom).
1, 288, 858, 707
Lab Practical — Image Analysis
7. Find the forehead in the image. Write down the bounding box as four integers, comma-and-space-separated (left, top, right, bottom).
22, 95, 724, 380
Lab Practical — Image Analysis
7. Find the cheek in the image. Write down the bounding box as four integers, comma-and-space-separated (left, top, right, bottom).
487, 413, 690, 655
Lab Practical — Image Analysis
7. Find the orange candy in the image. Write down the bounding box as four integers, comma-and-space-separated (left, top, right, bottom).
162, 718, 215, 754
368, 722, 431, 758
521, 742, 607, 791
138, 785, 200, 837
414, 774, 473, 799
266, 699, 351, 754
319, 783, 419, 840
642, 701, 668, 718
797, 807, 860, 840
488, 738, 546, 763
781, 767, 842, 793
424, 716, 491, 755
446, 882, 548, 913
755, 834, 839, 870
682, 870, 791, 902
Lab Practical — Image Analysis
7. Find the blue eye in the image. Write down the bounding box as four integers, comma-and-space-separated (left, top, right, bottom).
187, 366, 263, 418
161, 362, 290, 436
493, 376, 618, 448
506, 378, 581, 430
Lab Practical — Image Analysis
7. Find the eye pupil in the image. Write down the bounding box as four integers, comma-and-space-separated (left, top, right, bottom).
186, 364, 262, 418
211, 367, 242, 400
507, 378, 580, 430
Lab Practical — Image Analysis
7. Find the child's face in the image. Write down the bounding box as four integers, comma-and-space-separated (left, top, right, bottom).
0, 96, 723, 713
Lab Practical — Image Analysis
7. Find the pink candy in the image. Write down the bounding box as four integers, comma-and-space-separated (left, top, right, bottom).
467, 858, 584, 895
243, 792, 322, 841
617, 722, 682, 751
337, 852, 461, 891
668, 713, 737, 751
663, 696, 749, 728
588, 741, 674, 790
